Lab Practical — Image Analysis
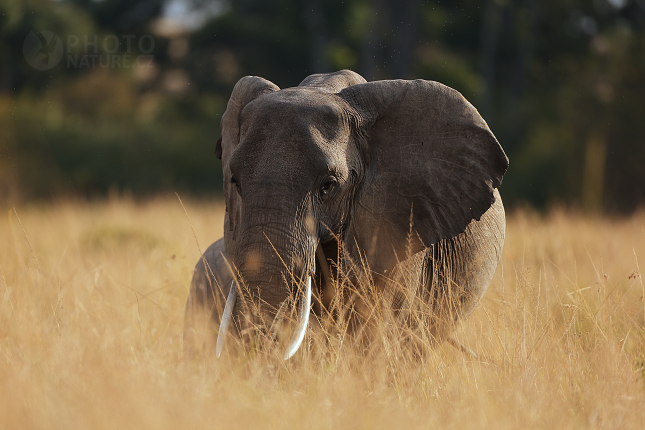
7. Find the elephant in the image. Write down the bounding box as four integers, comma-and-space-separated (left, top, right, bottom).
183, 69, 508, 359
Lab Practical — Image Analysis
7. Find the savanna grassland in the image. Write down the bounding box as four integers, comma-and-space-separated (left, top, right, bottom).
0, 196, 644, 429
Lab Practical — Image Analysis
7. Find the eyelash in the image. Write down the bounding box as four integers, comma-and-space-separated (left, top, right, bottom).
320, 177, 337, 198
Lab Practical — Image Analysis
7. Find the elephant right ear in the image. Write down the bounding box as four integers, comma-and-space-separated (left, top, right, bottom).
220, 76, 279, 241
339, 80, 508, 276
215, 137, 223, 159
220, 76, 280, 162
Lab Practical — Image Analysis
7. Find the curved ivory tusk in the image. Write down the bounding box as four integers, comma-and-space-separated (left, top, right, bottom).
283, 275, 312, 360
216, 280, 237, 358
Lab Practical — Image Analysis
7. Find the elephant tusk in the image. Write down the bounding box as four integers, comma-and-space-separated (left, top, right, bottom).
283, 275, 312, 360
216, 280, 237, 358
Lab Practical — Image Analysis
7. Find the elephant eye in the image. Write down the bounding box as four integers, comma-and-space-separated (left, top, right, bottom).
319, 177, 337, 199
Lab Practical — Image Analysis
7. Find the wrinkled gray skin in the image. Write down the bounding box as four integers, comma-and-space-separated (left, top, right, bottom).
183, 70, 508, 355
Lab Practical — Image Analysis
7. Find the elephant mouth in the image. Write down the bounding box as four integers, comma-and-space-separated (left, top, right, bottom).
215, 274, 313, 360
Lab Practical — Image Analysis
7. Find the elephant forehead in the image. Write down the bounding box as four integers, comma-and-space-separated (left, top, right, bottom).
233, 131, 347, 183
240, 89, 351, 144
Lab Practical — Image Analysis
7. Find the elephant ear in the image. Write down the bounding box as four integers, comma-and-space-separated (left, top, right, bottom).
218, 76, 279, 161
298, 69, 366, 93
219, 76, 279, 241
339, 79, 508, 275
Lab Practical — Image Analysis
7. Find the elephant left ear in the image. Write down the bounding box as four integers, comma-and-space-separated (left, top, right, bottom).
338, 79, 508, 275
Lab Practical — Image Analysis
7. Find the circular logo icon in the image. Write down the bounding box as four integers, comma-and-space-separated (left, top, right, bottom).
23, 30, 64, 71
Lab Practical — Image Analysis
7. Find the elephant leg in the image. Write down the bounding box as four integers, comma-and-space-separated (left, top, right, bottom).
183, 239, 234, 356
380, 190, 505, 348
421, 189, 506, 343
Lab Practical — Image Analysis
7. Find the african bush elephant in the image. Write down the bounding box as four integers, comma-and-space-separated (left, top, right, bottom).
183, 70, 508, 359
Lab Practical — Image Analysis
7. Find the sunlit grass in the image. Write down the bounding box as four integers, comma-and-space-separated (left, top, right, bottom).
1, 197, 644, 429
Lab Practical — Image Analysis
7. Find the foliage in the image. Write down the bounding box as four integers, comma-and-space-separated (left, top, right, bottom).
0, 73, 224, 199
1, 0, 645, 212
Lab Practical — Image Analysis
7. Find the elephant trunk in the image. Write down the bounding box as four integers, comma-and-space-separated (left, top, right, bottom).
219, 216, 317, 359
216, 275, 312, 360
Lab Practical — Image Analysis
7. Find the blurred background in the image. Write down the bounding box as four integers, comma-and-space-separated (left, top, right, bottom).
1, 0, 644, 212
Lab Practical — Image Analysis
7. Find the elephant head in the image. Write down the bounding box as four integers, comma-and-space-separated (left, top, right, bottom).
215, 70, 508, 359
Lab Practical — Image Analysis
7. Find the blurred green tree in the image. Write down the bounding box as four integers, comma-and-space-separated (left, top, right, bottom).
1, 0, 645, 213
0, 0, 224, 201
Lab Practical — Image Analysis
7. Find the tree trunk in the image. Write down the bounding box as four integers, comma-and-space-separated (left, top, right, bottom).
479, 0, 503, 122
389, 0, 418, 79
305, 0, 329, 73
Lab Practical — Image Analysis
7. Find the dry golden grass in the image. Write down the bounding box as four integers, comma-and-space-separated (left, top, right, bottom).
1, 196, 644, 429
